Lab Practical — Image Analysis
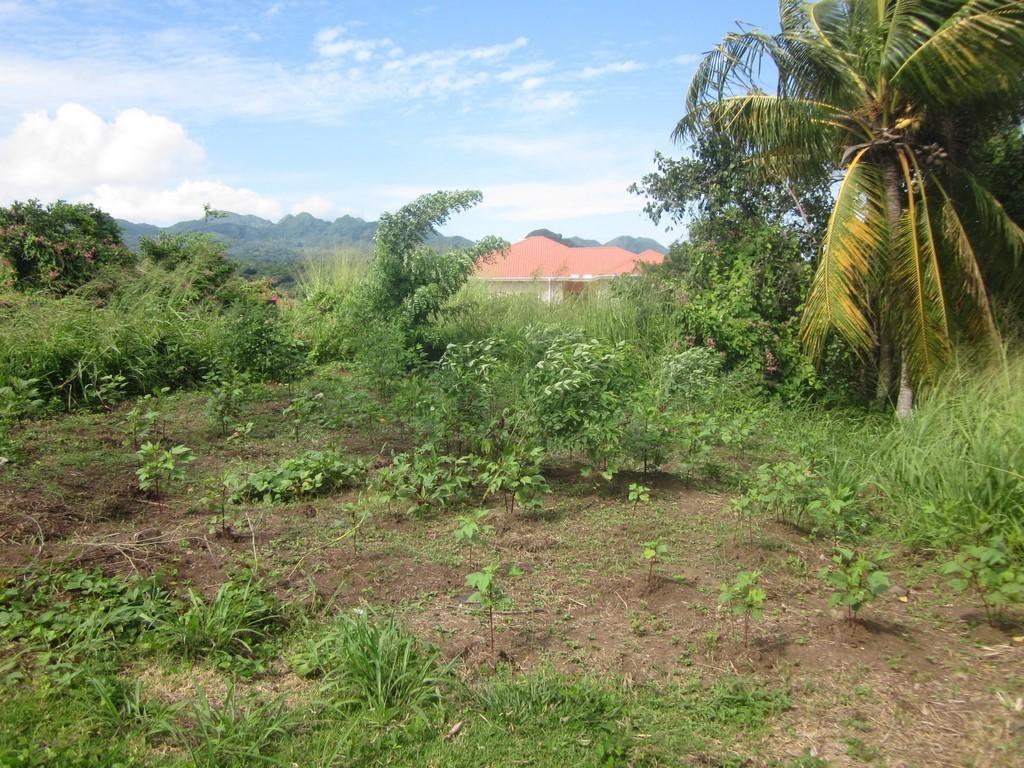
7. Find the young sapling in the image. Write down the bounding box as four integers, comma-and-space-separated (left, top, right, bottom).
136, 442, 195, 511
628, 482, 651, 511
818, 547, 892, 623
718, 569, 766, 646
940, 537, 1023, 625
465, 561, 522, 654
454, 509, 493, 566
641, 540, 669, 585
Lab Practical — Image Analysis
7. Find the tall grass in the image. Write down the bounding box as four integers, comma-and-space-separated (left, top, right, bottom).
0, 288, 221, 408
287, 249, 370, 363
296, 248, 369, 304
873, 357, 1024, 552
432, 278, 676, 355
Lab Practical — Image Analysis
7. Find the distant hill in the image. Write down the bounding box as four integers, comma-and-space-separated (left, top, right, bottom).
603, 236, 668, 255
116, 211, 475, 264
525, 228, 666, 255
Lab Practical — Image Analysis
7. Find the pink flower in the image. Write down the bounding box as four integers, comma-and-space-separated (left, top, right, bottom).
48, 269, 59, 279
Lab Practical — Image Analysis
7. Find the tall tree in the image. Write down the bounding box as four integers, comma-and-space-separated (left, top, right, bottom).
677, 0, 1024, 414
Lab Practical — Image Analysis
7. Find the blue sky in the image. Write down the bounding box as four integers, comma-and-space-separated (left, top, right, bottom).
0, 1, 779, 244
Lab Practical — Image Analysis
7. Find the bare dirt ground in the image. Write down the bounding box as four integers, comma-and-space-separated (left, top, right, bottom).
1, 391, 1022, 767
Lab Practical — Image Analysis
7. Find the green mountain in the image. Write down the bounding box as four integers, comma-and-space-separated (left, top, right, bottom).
525, 228, 666, 254
116, 212, 474, 263
603, 236, 668, 255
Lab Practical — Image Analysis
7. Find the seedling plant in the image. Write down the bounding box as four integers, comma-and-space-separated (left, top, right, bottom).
641, 540, 668, 585
282, 391, 324, 440
719, 570, 766, 646
628, 482, 651, 511
465, 561, 522, 654
454, 509, 494, 567
205, 372, 248, 437
136, 442, 195, 511
940, 537, 1024, 625
0, 376, 44, 424
818, 547, 891, 623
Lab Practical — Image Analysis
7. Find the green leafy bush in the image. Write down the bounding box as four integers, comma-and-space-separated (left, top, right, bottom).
136, 442, 194, 505
818, 548, 891, 622
375, 446, 476, 517
941, 537, 1023, 625
718, 570, 766, 645
0, 199, 134, 292
525, 331, 638, 467
219, 302, 308, 383
0, 376, 44, 424
479, 446, 550, 515
231, 450, 366, 504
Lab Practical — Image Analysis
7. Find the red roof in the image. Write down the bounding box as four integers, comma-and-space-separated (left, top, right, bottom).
476, 236, 663, 279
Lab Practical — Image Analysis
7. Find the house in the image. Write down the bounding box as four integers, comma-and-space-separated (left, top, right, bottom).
475, 235, 664, 301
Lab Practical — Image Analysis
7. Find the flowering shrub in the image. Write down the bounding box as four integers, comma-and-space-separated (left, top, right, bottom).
0, 199, 134, 292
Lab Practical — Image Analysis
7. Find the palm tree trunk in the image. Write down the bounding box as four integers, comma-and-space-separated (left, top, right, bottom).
884, 161, 914, 417
875, 331, 894, 408
897, 349, 914, 417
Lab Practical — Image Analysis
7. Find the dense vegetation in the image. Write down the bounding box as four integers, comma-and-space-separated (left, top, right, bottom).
0, 2, 1022, 765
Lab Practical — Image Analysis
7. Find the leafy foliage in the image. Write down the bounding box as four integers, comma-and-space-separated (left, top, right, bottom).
677, 0, 1024, 396
466, 561, 523, 653
0, 199, 134, 292
641, 540, 668, 585
350, 190, 507, 351
941, 538, 1023, 625
375, 446, 475, 517
231, 450, 366, 504
0, 569, 178, 684
719, 570, 766, 645
135, 441, 194, 502
819, 548, 892, 622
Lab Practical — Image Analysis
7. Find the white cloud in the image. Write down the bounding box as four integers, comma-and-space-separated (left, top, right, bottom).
0, 104, 281, 225
0, 103, 204, 200
315, 26, 393, 61
0, 32, 536, 122
480, 180, 638, 221
495, 62, 551, 83
578, 61, 645, 79
289, 195, 343, 219
88, 180, 282, 224
673, 53, 703, 66
521, 77, 545, 90
517, 90, 578, 111
467, 36, 528, 61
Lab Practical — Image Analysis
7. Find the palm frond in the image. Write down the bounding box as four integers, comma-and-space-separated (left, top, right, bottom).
684, 31, 792, 117
801, 149, 888, 358
890, 148, 951, 382
880, 0, 963, 76
892, 0, 1024, 108
676, 93, 854, 179
930, 179, 1001, 346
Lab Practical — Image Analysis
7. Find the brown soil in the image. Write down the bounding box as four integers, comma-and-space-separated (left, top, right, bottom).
1, 403, 1022, 767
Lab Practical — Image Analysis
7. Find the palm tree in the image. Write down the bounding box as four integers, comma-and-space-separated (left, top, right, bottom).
676, 0, 1024, 414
